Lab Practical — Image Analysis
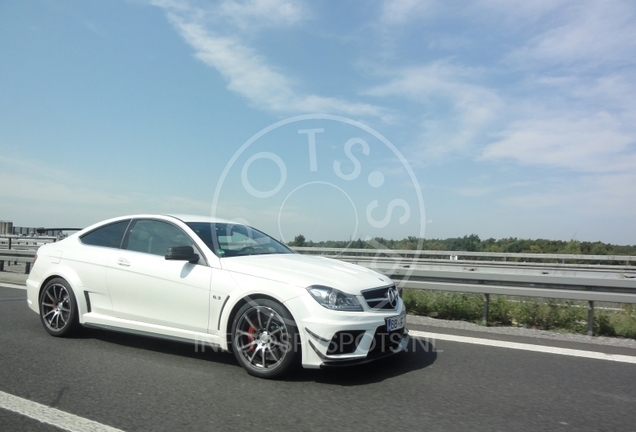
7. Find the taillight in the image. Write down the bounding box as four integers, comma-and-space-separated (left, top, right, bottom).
32, 254, 38, 267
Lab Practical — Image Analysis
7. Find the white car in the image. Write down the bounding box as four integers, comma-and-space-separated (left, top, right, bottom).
26, 214, 409, 378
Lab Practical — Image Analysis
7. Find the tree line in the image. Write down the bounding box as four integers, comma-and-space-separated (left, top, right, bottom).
288, 233, 636, 255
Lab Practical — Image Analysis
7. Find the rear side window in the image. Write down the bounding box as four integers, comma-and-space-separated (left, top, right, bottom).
80, 220, 130, 248
125, 219, 195, 256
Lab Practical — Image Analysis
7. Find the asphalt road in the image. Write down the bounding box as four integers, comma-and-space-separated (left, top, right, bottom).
1, 286, 636, 432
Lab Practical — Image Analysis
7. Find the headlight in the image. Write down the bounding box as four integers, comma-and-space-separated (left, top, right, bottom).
307, 285, 363, 311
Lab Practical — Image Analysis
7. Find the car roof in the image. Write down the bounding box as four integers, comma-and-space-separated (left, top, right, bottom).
92, 214, 241, 226
164, 214, 235, 224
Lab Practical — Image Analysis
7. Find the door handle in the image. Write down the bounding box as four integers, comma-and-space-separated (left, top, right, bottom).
116, 258, 131, 267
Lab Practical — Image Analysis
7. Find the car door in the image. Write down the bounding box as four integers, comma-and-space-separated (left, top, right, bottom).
106, 218, 212, 333
70, 219, 132, 315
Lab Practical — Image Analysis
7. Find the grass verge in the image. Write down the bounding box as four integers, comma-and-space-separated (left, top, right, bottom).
402, 289, 636, 339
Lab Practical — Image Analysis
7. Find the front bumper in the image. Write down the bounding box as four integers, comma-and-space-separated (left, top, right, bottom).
285, 293, 409, 368
315, 327, 409, 368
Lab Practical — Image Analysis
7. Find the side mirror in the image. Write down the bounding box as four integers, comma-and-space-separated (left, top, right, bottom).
165, 246, 199, 264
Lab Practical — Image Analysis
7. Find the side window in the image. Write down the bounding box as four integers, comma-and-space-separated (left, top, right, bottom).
125, 219, 195, 256
80, 220, 130, 248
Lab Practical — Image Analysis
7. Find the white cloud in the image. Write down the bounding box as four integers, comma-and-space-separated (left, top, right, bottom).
507, 0, 636, 69
367, 62, 503, 157
380, 0, 567, 31
170, 19, 294, 108
481, 113, 636, 173
567, 75, 636, 119
501, 172, 636, 217
380, 0, 435, 25
217, 0, 306, 29
474, 0, 566, 22
151, 0, 389, 119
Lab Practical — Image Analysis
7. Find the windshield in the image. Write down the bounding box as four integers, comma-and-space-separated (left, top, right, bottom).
186, 222, 293, 257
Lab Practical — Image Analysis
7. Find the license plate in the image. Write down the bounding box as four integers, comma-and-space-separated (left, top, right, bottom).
386, 312, 406, 332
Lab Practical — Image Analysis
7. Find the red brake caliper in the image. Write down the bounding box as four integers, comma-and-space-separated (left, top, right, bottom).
247, 325, 257, 351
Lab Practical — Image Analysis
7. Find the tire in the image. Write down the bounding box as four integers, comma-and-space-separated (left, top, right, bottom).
231, 299, 300, 379
39, 278, 80, 337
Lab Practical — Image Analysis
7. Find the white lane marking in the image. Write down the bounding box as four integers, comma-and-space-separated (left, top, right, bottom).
0, 390, 125, 432
0, 283, 26, 290
409, 330, 636, 365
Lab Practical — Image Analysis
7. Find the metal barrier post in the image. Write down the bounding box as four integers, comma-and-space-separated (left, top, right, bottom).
483, 293, 490, 326
0, 260, 3, 271
587, 301, 595, 336
25, 262, 31, 274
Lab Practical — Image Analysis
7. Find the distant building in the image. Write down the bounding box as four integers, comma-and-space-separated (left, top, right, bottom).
0, 221, 13, 235
13, 227, 63, 237
1, 221, 79, 237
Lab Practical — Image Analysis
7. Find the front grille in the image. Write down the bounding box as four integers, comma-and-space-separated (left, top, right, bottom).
327, 330, 366, 355
367, 326, 404, 359
361, 285, 399, 310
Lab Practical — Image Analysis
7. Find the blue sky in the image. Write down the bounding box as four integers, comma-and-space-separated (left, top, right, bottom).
1, 0, 635, 244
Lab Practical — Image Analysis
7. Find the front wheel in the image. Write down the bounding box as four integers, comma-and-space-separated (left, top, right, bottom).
39, 278, 80, 337
231, 299, 300, 379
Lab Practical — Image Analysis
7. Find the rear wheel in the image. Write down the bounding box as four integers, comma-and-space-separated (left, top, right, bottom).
39, 278, 80, 337
231, 299, 299, 379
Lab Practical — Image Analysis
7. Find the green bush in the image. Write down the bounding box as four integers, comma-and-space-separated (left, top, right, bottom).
403, 289, 636, 339
488, 295, 513, 325
402, 290, 482, 321
604, 305, 636, 338
513, 299, 587, 333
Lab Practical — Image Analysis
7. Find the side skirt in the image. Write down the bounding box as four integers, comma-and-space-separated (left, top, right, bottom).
82, 322, 225, 351
80, 313, 226, 351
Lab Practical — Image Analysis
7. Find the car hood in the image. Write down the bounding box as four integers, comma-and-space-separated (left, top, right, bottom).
221, 253, 393, 294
